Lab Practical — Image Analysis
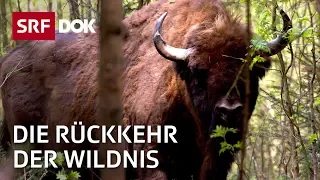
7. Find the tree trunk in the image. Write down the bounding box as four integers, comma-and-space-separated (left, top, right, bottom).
27, 0, 31, 11
99, 0, 125, 179
96, 0, 100, 24
138, 0, 144, 9
315, 0, 320, 41
307, 1, 319, 179
0, 0, 8, 51
260, 136, 265, 178
267, 142, 274, 179
57, 0, 63, 19
8, 0, 13, 13
80, 0, 84, 19
239, 0, 252, 179
48, 0, 53, 11
0, 3, 2, 53
86, 0, 92, 19
68, 0, 80, 20
17, 0, 22, 12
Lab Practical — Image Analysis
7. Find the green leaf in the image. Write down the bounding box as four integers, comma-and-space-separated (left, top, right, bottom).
210, 125, 226, 138
219, 141, 233, 155
308, 134, 318, 144
227, 128, 237, 134
234, 141, 242, 149
301, 28, 314, 42
250, 55, 265, 69
296, 17, 309, 23
56, 170, 68, 180
54, 152, 65, 167
68, 170, 81, 180
297, 105, 304, 111
210, 126, 238, 139
314, 97, 320, 106
250, 39, 270, 53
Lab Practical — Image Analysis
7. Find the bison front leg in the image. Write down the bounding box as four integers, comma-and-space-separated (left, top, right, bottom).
199, 155, 232, 180
139, 169, 168, 180
128, 143, 168, 180
199, 140, 235, 180
0, 150, 14, 180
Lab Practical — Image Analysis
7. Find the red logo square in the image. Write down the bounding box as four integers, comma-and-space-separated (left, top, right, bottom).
12, 12, 56, 40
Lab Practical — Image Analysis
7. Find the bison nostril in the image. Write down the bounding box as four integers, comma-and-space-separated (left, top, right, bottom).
234, 105, 243, 113
217, 106, 228, 115
216, 104, 243, 115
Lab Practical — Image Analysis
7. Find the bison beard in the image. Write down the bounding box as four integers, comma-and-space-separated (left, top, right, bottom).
0, 0, 291, 180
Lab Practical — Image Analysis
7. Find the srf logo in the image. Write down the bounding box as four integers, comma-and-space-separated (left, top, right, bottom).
12, 12, 96, 40
12, 12, 55, 40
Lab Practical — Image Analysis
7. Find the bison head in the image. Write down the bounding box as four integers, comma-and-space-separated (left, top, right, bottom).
153, 10, 292, 138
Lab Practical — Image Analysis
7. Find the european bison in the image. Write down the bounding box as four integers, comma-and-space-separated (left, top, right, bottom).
0, 0, 292, 179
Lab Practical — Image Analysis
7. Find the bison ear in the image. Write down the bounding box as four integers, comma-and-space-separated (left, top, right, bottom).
251, 57, 271, 79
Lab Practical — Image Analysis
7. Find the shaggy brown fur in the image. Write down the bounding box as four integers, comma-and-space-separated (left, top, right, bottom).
0, 0, 274, 179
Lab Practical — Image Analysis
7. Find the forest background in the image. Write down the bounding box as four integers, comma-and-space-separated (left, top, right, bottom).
0, 0, 319, 179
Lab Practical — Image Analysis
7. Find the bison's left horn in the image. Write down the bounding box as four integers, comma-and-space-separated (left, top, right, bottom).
257, 9, 292, 56
153, 12, 193, 61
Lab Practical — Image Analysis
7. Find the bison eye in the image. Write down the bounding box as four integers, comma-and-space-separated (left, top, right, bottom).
191, 68, 208, 87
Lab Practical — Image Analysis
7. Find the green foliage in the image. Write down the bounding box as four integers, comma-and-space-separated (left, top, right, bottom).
301, 28, 313, 39
55, 152, 65, 167
210, 125, 241, 155
225, 0, 319, 179
14, 151, 81, 180
313, 97, 320, 107
68, 170, 81, 180
250, 55, 266, 69
250, 37, 270, 53
307, 133, 318, 145
210, 125, 237, 138
278, 174, 291, 180
57, 169, 81, 180
248, 37, 269, 68
57, 170, 68, 180
123, 0, 157, 16
123, 0, 139, 17
256, 9, 272, 39
54, 152, 81, 180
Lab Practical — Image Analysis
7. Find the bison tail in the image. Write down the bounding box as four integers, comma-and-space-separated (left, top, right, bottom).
0, 120, 10, 152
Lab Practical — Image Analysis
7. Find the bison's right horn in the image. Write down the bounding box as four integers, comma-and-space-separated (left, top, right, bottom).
153, 12, 193, 62
256, 9, 292, 56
